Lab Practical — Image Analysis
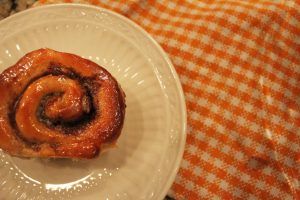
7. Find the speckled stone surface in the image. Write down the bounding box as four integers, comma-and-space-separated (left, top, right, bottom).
0, 0, 36, 19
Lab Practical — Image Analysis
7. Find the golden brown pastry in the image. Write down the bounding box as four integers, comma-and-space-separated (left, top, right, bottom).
0, 48, 126, 159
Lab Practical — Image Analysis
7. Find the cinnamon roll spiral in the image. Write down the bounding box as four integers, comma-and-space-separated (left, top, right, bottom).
0, 49, 126, 159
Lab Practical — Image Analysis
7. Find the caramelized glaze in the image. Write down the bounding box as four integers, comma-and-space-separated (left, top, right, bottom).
0, 48, 126, 159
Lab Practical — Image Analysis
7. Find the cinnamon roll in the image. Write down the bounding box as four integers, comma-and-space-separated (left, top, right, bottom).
0, 48, 126, 159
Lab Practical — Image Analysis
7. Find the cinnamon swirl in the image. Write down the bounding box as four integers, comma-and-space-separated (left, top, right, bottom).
0, 48, 126, 159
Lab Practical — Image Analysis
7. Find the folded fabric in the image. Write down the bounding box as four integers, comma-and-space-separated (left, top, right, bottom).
35, 0, 300, 199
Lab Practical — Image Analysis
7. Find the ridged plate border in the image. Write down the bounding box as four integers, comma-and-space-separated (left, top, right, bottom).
0, 4, 186, 200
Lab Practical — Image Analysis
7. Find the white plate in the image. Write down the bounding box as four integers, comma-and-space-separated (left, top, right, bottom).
0, 4, 186, 200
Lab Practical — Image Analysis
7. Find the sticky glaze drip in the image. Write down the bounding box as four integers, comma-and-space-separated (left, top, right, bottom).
0, 48, 126, 159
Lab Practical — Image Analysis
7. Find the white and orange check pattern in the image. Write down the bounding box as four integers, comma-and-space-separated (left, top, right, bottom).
34, 0, 300, 199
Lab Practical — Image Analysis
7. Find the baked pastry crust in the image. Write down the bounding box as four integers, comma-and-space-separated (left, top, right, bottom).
0, 48, 126, 159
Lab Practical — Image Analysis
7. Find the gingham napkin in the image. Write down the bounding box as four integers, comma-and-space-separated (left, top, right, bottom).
35, 0, 300, 199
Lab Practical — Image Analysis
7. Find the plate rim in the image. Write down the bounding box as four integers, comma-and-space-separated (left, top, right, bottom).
0, 3, 187, 200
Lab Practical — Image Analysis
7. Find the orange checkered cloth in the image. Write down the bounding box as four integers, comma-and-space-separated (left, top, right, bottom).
35, 0, 300, 199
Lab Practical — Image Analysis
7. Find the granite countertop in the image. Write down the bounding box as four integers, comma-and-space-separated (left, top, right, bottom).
0, 0, 36, 20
